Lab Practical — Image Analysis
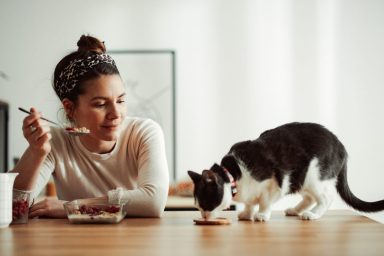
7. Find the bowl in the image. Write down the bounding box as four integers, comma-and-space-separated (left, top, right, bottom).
64, 200, 126, 224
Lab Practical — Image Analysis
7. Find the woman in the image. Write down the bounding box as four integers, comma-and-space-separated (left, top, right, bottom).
11, 35, 169, 218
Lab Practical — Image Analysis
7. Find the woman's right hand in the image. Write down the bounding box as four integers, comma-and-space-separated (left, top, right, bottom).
29, 198, 67, 218
22, 107, 52, 156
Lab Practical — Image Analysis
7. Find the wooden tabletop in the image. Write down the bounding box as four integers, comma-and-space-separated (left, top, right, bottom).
1, 210, 383, 256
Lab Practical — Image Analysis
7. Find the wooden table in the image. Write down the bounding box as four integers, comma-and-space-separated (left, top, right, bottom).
1, 210, 383, 256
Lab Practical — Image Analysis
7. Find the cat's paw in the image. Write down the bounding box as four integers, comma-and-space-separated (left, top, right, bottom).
300, 211, 320, 220
285, 208, 300, 216
238, 211, 253, 221
254, 212, 271, 222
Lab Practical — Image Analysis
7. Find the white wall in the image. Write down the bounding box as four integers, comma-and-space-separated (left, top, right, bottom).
0, 0, 383, 222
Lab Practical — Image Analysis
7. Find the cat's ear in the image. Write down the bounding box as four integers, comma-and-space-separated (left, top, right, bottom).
188, 170, 202, 184
210, 163, 222, 172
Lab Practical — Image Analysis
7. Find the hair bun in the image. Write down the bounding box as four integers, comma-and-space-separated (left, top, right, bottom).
77, 35, 106, 54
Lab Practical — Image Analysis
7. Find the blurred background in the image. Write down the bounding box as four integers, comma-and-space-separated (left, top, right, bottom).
0, 0, 383, 222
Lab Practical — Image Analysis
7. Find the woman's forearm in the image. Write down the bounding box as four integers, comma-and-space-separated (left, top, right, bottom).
109, 185, 168, 217
11, 107, 52, 191
11, 146, 48, 191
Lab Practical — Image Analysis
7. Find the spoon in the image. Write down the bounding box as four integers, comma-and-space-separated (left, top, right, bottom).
18, 107, 90, 136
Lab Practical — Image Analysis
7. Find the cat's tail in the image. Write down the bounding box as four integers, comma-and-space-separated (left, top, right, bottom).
336, 163, 384, 212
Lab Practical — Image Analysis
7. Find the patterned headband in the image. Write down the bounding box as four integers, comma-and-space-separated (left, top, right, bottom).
54, 53, 117, 100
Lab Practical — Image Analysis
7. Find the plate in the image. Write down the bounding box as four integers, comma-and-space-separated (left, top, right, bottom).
193, 217, 231, 225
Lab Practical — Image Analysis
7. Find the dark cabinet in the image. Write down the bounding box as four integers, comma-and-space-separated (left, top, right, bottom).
0, 101, 8, 172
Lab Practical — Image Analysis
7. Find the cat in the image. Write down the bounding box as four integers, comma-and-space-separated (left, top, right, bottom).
188, 122, 384, 221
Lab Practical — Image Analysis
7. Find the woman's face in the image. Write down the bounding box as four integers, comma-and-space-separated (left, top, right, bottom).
69, 74, 127, 150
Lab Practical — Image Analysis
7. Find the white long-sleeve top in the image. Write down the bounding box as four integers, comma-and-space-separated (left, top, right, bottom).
31, 117, 169, 217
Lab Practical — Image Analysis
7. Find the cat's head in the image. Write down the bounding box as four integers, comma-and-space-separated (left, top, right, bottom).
188, 164, 233, 219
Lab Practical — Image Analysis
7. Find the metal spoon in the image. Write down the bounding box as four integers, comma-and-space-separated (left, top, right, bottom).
18, 107, 90, 136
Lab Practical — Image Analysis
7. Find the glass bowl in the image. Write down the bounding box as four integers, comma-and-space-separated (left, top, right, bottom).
64, 200, 126, 224
12, 189, 31, 224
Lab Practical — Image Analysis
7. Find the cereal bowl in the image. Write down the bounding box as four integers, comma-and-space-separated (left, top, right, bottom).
64, 200, 126, 224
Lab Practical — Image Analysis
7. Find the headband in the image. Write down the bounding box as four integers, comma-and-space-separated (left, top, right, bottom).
54, 53, 117, 100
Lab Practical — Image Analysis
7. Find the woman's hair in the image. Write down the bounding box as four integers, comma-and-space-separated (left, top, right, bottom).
53, 35, 120, 103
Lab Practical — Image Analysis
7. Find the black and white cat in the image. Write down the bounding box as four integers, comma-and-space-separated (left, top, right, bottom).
188, 122, 384, 221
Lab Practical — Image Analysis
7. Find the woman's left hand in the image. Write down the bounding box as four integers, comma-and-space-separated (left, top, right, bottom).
29, 198, 67, 218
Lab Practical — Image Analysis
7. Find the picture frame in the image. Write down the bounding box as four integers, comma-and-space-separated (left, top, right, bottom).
108, 50, 177, 180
